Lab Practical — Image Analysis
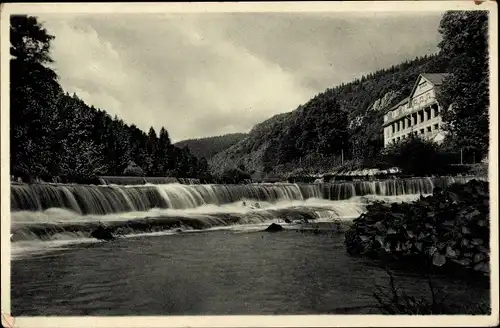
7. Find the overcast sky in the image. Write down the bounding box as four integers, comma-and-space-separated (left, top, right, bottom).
37, 12, 444, 142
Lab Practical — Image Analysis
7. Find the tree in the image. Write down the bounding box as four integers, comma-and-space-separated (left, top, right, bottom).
156, 127, 172, 176
145, 127, 158, 175
10, 15, 63, 179
436, 11, 489, 161
57, 94, 107, 179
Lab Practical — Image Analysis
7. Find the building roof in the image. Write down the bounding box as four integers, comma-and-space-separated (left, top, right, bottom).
408, 72, 449, 102
420, 73, 450, 86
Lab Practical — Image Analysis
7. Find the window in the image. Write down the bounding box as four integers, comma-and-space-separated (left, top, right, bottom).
427, 126, 432, 132
392, 124, 395, 133
420, 129, 424, 134
413, 115, 418, 125
397, 137, 400, 142
402, 120, 405, 130
433, 107, 439, 117
434, 124, 439, 130
414, 131, 418, 136
407, 118, 411, 127
426, 109, 431, 120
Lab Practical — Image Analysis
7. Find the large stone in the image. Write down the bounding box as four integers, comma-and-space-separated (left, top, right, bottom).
91, 225, 116, 241
265, 223, 284, 232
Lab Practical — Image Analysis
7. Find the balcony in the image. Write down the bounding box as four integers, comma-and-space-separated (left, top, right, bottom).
384, 95, 438, 124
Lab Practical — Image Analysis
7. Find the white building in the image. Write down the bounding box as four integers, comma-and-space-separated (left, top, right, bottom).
383, 73, 449, 148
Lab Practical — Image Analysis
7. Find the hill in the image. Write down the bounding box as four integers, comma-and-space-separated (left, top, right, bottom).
210, 54, 450, 178
175, 133, 248, 160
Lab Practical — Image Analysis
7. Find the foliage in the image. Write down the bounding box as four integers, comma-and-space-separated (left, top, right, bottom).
345, 180, 490, 276
10, 15, 210, 183
123, 161, 145, 177
175, 133, 248, 161
436, 11, 489, 161
381, 136, 445, 176
10, 15, 63, 178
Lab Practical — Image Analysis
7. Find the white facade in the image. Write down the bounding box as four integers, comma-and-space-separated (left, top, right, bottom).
383, 73, 448, 148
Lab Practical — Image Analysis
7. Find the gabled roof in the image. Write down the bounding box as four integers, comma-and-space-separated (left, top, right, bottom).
421, 73, 450, 86
409, 73, 450, 99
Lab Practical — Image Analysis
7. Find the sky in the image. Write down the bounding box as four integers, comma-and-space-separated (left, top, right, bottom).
37, 11, 444, 142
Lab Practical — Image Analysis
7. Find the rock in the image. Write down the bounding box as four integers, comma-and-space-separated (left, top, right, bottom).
264, 223, 283, 232
91, 225, 116, 241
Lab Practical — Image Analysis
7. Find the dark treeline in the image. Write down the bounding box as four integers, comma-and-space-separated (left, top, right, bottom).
10, 15, 211, 184
175, 133, 248, 161
210, 10, 489, 178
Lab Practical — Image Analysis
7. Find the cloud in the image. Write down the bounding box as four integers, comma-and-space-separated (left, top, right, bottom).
37, 12, 443, 142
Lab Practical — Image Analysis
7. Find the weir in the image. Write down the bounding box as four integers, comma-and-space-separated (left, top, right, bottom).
11, 176, 483, 215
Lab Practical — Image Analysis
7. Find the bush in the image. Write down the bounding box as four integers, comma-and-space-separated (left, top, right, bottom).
345, 179, 490, 276
382, 136, 445, 176
123, 161, 145, 177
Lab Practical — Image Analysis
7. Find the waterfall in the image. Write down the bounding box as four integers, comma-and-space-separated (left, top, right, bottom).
11, 176, 483, 215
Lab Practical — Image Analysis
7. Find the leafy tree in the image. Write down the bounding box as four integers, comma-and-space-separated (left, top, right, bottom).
10, 15, 63, 179
382, 136, 444, 176
436, 11, 489, 161
57, 94, 107, 179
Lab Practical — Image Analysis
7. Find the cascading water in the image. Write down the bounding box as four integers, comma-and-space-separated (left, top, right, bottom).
9, 176, 486, 256
11, 176, 482, 214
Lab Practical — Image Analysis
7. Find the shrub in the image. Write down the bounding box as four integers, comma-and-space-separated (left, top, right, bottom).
123, 161, 145, 177
382, 136, 445, 176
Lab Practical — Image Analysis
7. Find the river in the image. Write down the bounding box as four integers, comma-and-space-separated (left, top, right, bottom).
10, 176, 489, 315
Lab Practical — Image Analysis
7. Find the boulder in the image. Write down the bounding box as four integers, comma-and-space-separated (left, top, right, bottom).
265, 223, 283, 232
91, 225, 116, 241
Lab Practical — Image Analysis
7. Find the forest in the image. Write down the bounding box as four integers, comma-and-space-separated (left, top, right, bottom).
210, 10, 490, 178
10, 11, 489, 183
175, 133, 247, 161
10, 15, 211, 184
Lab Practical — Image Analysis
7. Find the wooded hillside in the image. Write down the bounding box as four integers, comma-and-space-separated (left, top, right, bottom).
210, 54, 449, 177
210, 11, 489, 179
175, 133, 248, 161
